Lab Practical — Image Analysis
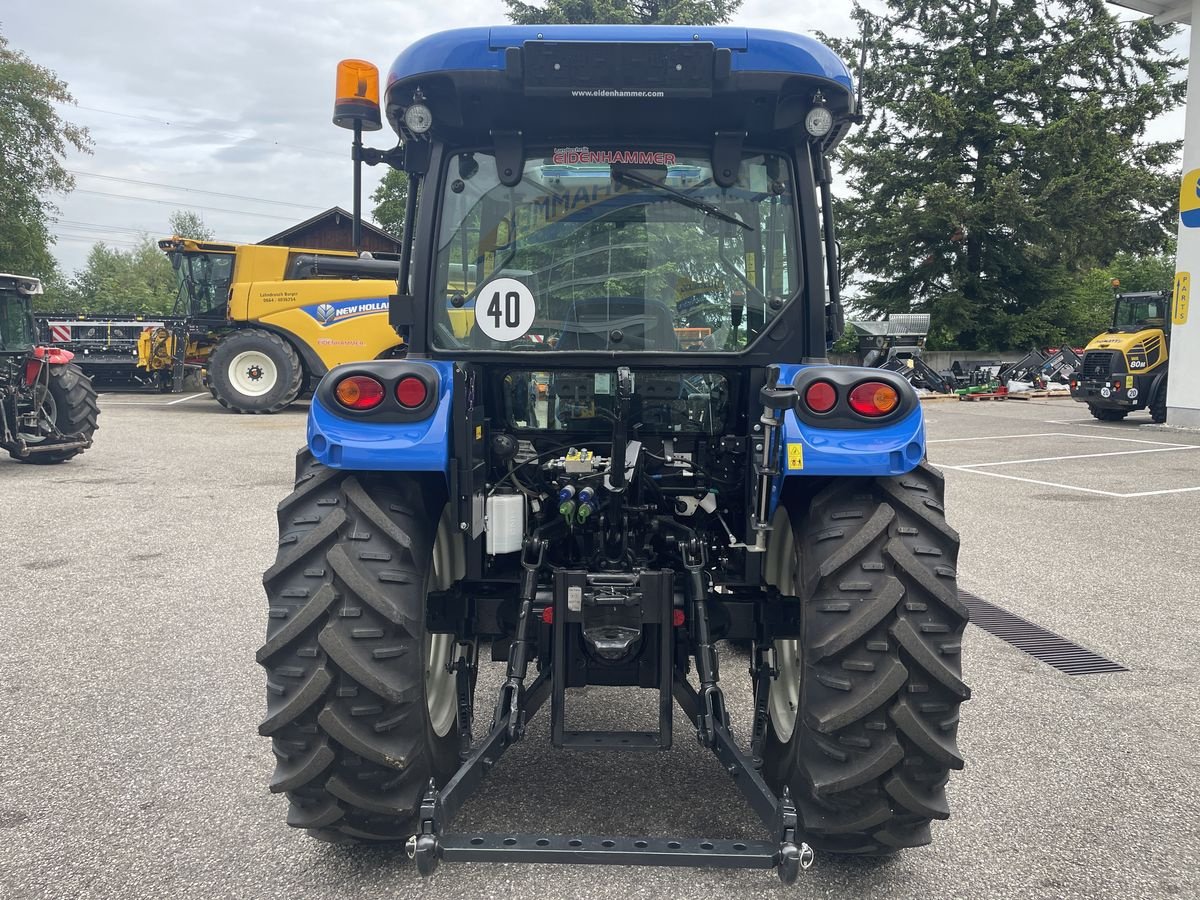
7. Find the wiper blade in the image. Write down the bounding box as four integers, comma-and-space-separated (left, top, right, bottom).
612, 167, 752, 231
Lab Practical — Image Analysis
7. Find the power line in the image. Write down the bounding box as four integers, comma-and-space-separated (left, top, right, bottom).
56, 219, 259, 242
68, 171, 326, 211
67, 103, 347, 159
70, 189, 301, 220
52, 233, 142, 249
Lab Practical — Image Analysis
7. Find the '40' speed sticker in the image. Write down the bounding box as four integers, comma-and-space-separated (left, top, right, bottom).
477, 278, 536, 342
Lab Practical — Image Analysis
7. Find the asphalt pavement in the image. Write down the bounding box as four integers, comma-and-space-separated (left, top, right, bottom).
1, 390, 1198, 899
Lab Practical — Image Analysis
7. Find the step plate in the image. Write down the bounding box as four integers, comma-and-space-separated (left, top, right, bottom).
440, 832, 777, 868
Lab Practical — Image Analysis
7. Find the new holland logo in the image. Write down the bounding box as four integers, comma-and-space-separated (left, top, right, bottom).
303, 298, 389, 327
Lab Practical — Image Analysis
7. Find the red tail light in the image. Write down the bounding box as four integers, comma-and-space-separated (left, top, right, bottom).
334, 375, 385, 410
848, 381, 900, 417
395, 375, 429, 408
803, 381, 837, 413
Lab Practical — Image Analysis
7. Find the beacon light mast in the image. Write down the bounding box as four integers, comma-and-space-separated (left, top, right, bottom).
1108, 0, 1198, 426
333, 59, 384, 253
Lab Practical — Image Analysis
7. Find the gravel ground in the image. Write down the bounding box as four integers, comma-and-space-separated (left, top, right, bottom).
1, 391, 1197, 899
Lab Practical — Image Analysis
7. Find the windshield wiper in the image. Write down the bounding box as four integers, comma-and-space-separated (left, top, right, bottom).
611, 167, 752, 231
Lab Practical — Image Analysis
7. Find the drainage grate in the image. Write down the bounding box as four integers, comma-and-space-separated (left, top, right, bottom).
958, 589, 1128, 675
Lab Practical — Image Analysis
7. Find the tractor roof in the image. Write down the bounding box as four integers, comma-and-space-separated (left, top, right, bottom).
388, 26, 852, 91
383, 26, 855, 146
0, 274, 43, 295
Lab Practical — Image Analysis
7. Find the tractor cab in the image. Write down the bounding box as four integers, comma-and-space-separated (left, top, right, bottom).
0, 273, 40, 354
1110, 290, 1170, 335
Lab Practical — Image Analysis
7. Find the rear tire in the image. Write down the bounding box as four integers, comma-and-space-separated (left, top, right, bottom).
762, 462, 969, 854
208, 329, 303, 414
1149, 379, 1168, 424
258, 450, 462, 842
11, 363, 100, 464
1088, 405, 1127, 422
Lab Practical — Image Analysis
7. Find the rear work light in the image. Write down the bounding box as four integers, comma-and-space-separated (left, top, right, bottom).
848, 381, 900, 417
395, 375, 429, 408
803, 381, 837, 413
335, 375, 385, 410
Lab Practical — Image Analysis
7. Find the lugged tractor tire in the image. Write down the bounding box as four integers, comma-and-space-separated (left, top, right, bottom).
1087, 405, 1127, 422
13, 362, 100, 464
258, 449, 462, 842
762, 462, 970, 854
208, 329, 303, 414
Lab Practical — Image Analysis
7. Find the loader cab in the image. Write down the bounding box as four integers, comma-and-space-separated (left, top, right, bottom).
1111, 291, 1170, 335
0, 274, 40, 354
160, 238, 236, 323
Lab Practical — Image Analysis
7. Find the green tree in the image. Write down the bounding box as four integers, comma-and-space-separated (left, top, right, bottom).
54, 237, 176, 316
504, 0, 740, 26
167, 209, 214, 241
371, 168, 408, 236
0, 30, 91, 278
832, 1, 1185, 350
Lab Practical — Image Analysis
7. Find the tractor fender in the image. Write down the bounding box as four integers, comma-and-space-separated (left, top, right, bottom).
306, 360, 455, 476
24, 347, 76, 385
767, 363, 927, 517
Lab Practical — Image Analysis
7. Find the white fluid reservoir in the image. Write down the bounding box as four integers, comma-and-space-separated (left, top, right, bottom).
486, 493, 525, 554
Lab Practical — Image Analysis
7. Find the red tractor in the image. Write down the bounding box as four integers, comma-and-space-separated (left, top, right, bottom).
1, 273, 99, 463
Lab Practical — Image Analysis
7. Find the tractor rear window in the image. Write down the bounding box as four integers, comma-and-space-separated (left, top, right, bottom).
502, 369, 730, 434
432, 149, 799, 353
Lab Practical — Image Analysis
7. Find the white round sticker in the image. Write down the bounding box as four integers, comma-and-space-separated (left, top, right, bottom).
1128, 387, 1139, 400
1100, 387, 1111, 398
476, 278, 536, 342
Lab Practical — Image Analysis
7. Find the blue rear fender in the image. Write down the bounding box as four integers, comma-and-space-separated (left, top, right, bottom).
306, 360, 455, 474
768, 363, 927, 513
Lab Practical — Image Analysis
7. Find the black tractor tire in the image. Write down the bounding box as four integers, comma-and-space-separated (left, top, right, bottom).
762, 462, 969, 854
208, 329, 303, 414
1149, 379, 1168, 424
11, 363, 100, 464
258, 450, 462, 842
1088, 405, 1127, 422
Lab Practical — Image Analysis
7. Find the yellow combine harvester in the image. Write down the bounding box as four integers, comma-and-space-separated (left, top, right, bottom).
145, 238, 405, 413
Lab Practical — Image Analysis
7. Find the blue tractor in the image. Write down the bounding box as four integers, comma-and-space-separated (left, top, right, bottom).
258, 26, 969, 884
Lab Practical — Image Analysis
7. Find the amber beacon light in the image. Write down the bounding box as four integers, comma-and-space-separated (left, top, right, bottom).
333, 59, 382, 131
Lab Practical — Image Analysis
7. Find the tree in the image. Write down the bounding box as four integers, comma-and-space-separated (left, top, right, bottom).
504, 0, 741, 26
0, 30, 91, 279
371, 169, 408, 236
831, 0, 1185, 350
168, 209, 214, 241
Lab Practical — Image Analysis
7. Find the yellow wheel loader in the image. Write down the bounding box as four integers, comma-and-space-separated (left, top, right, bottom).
142, 238, 405, 413
1070, 288, 1170, 422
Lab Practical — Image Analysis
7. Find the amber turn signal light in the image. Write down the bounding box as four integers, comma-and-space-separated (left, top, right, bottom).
333, 59, 382, 131
847, 381, 899, 417
335, 375, 385, 410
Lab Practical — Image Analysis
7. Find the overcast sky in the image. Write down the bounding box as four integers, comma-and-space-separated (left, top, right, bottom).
3, 1, 1186, 276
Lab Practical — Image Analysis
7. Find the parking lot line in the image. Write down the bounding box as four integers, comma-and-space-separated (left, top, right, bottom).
942, 465, 1200, 497
956, 446, 1200, 469
931, 430, 1192, 448
165, 392, 206, 405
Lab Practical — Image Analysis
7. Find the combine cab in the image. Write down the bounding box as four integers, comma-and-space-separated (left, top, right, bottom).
257, 27, 969, 883
1, 274, 99, 463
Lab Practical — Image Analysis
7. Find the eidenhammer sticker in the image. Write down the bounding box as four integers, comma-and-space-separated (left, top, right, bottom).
476, 278, 536, 342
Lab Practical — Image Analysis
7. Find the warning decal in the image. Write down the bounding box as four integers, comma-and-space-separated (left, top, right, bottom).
787, 443, 804, 471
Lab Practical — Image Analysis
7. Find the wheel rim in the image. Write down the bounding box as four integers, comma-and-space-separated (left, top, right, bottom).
425, 526, 458, 738
228, 350, 278, 397
769, 638, 801, 742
